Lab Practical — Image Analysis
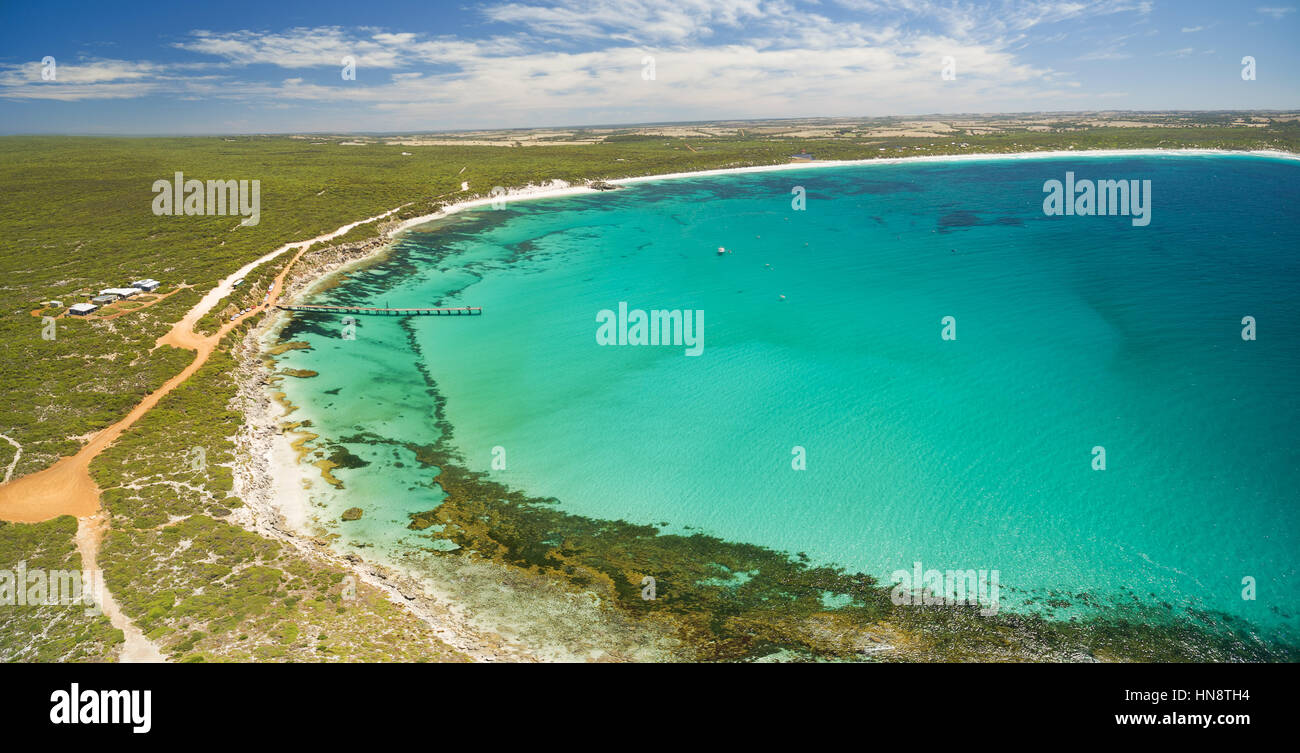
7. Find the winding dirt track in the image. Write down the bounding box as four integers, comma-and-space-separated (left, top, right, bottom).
0, 247, 300, 522
0, 207, 402, 523
0, 207, 405, 661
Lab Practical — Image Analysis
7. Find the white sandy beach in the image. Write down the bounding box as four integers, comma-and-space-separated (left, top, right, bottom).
237, 145, 1298, 661
175, 204, 413, 335
386, 148, 1299, 239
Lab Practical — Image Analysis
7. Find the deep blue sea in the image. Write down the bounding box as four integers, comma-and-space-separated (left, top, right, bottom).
271, 153, 1300, 648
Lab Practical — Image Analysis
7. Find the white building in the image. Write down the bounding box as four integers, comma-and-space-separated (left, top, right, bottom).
99, 287, 140, 299
69, 303, 98, 316
131, 279, 161, 291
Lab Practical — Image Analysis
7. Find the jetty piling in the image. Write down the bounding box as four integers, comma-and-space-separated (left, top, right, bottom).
276, 304, 482, 317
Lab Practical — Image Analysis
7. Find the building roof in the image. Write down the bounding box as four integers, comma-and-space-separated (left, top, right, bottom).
69, 303, 98, 313
100, 287, 140, 296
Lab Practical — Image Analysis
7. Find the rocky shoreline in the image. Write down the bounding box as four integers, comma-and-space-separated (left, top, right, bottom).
227, 222, 541, 663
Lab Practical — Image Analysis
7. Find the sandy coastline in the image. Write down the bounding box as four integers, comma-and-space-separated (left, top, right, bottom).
386, 148, 1299, 238
233, 146, 1299, 662
230, 318, 541, 662
606, 147, 1300, 187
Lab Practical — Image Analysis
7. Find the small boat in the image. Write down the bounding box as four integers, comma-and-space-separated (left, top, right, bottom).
717, 246, 728, 255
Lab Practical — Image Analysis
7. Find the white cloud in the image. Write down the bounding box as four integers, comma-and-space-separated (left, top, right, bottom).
163, 24, 1058, 127
175, 27, 522, 69
0, 1, 1163, 122
1256, 6, 1296, 19
834, 0, 1151, 37
0, 59, 163, 100
482, 0, 777, 44
1077, 49, 1130, 61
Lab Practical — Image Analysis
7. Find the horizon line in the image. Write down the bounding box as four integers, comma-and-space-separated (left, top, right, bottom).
2, 108, 1297, 139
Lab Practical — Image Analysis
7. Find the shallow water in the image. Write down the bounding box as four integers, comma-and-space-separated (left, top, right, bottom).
271, 154, 1300, 649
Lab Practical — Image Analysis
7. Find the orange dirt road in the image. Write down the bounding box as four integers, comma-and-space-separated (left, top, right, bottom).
0, 246, 308, 523
0, 203, 404, 524
0, 206, 403, 665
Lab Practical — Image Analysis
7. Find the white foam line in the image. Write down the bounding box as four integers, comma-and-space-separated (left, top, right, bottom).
390, 149, 1299, 237
179, 205, 411, 330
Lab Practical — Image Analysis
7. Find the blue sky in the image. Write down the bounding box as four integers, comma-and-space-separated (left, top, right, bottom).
0, 0, 1296, 134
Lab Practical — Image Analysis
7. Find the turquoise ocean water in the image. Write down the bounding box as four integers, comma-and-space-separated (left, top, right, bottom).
271, 154, 1300, 648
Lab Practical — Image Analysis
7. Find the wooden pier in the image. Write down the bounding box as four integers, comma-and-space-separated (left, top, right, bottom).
276, 304, 481, 317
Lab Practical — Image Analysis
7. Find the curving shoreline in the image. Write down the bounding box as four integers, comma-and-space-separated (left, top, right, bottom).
231, 232, 551, 661
240, 147, 1299, 662
385, 148, 1300, 239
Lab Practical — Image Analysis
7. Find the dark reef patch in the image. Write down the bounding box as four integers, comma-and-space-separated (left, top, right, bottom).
290, 198, 1299, 663
325, 444, 370, 471
937, 211, 1026, 234
278, 312, 347, 341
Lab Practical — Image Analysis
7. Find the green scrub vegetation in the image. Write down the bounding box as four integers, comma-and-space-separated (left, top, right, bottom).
2, 114, 1295, 661
0, 516, 123, 662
